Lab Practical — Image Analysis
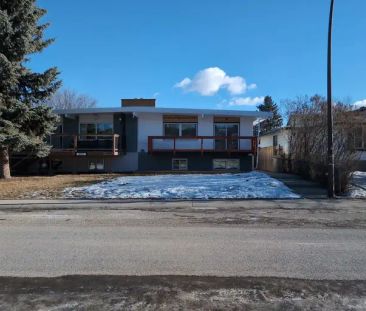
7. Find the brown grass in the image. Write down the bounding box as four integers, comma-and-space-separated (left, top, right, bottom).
0, 174, 120, 199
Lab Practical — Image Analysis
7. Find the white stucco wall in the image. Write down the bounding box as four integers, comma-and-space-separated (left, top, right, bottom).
137, 113, 163, 152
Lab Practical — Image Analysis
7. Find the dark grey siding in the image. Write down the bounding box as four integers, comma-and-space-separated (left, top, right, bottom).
356, 160, 366, 171
125, 113, 138, 152
138, 153, 253, 172
60, 115, 79, 148
62, 115, 79, 134
113, 113, 124, 151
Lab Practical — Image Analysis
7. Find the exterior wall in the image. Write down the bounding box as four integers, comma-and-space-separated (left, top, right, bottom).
198, 115, 214, 149
137, 113, 256, 152
138, 152, 253, 172
50, 152, 138, 173
125, 113, 138, 152
259, 129, 289, 154
49, 111, 256, 173
62, 115, 79, 134
137, 112, 163, 152
79, 113, 114, 127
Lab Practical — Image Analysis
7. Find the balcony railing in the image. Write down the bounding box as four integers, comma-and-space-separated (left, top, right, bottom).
50, 134, 120, 156
148, 136, 257, 154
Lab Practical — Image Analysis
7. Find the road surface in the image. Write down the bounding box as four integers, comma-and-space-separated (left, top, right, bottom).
0, 202, 365, 279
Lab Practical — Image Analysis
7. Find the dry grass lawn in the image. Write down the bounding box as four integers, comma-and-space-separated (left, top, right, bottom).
0, 174, 120, 200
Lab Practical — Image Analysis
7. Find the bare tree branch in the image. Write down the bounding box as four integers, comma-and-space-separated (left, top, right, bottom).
46, 89, 97, 109
285, 95, 359, 194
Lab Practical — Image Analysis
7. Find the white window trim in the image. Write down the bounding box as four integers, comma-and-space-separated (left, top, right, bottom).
172, 158, 188, 170
213, 158, 240, 170
164, 123, 197, 137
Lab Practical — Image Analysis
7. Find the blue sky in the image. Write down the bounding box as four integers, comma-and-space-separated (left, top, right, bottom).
31, 0, 366, 110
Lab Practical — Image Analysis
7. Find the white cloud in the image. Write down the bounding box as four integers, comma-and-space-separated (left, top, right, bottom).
228, 96, 265, 107
175, 67, 255, 96
353, 99, 366, 109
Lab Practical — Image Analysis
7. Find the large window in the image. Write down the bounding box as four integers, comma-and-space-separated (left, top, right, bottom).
214, 123, 239, 150
213, 159, 240, 170
80, 123, 113, 140
172, 158, 188, 170
164, 123, 197, 137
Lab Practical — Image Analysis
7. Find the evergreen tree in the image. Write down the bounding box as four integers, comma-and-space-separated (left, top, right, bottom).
0, 0, 61, 178
257, 96, 283, 134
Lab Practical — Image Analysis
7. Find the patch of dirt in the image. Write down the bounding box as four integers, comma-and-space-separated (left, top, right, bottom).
0, 175, 120, 199
0, 276, 365, 310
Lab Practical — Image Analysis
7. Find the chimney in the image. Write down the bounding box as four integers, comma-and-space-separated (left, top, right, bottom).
121, 98, 156, 107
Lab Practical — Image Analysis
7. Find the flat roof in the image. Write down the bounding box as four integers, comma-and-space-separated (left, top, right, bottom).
54, 106, 270, 118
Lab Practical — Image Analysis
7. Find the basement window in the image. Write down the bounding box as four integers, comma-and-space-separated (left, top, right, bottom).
89, 159, 105, 171
213, 159, 240, 170
172, 158, 188, 170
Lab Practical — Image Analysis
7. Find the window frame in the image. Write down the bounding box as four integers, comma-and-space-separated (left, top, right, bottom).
164, 122, 197, 137
88, 159, 105, 171
172, 158, 188, 171
213, 158, 240, 170
79, 122, 114, 141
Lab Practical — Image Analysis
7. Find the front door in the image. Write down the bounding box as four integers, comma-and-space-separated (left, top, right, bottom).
214, 123, 239, 151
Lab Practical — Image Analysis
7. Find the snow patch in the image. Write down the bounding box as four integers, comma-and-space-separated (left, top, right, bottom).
63, 172, 300, 200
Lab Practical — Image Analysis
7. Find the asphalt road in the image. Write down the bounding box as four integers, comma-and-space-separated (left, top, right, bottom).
0, 217, 365, 279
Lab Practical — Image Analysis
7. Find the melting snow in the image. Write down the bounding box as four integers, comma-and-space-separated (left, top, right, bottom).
63, 172, 300, 200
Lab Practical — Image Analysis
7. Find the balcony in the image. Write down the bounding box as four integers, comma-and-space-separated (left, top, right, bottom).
148, 136, 257, 155
50, 134, 120, 156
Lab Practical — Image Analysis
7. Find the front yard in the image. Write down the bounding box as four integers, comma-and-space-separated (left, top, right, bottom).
0, 174, 119, 199
0, 172, 300, 200
63, 172, 300, 200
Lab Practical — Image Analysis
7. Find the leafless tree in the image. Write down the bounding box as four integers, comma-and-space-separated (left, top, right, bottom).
46, 89, 97, 109
284, 95, 359, 194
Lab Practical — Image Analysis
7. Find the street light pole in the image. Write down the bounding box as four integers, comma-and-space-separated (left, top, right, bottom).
327, 0, 335, 198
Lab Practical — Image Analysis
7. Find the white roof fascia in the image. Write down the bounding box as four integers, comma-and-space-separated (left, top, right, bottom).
55, 106, 271, 118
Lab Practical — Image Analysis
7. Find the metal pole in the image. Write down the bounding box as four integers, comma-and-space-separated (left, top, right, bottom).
327, 0, 335, 198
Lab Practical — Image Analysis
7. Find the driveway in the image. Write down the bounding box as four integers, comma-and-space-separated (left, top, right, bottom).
265, 171, 328, 198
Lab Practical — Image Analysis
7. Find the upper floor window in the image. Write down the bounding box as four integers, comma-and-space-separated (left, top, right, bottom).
164, 123, 197, 137
80, 122, 113, 140
273, 135, 278, 147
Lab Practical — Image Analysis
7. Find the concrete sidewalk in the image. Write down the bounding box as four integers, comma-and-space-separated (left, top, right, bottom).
0, 198, 364, 210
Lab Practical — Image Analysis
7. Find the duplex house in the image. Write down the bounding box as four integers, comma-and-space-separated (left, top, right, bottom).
46, 99, 268, 173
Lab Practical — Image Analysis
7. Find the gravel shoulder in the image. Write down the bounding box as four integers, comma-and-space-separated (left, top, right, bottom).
0, 199, 365, 229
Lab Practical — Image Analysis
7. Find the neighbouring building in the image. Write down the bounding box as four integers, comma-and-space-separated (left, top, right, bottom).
257, 127, 290, 172
351, 107, 366, 171
20, 99, 269, 174
256, 107, 366, 173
